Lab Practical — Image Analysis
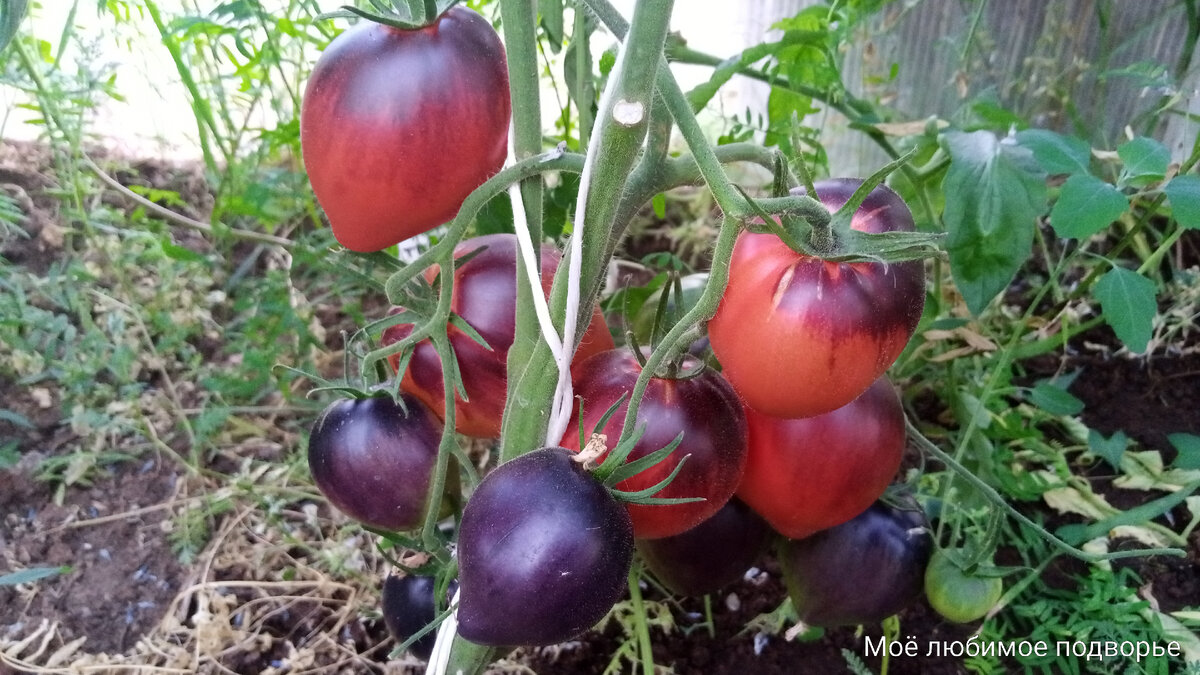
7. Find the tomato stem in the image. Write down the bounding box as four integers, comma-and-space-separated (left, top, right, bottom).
627, 567, 657, 675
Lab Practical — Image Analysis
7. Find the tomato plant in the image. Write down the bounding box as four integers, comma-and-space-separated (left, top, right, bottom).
637, 497, 770, 597
924, 548, 1004, 624
381, 574, 457, 660
561, 349, 748, 539
736, 376, 905, 540
300, 7, 511, 252
778, 497, 932, 627
455, 447, 634, 647
708, 179, 925, 418
307, 394, 446, 532
381, 233, 614, 438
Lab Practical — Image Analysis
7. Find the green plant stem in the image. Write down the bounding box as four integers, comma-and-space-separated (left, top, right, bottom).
144, 0, 221, 176
500, 0, 676, 462
908, 418, 1185, 563
501, 0, 547, 442
374, 150, 586, 312
438, 634, 499, 675
619, 214, 738, 441
627, 567, 656, 675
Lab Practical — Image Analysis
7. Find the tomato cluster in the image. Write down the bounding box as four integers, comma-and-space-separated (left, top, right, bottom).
299, 16, 948, 650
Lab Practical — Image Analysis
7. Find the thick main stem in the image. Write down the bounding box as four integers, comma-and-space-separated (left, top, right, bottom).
499, 0, 676, 462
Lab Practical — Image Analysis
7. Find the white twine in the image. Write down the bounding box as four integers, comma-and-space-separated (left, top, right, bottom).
427, 20, 635, 675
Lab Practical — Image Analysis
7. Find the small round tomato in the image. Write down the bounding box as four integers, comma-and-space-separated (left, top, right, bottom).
300, 8, 511, 252
708, 179, 925, 418
381, 234, 614, 438
456, 447, 633, 647
736, 376, 905, 540
381, 574, 457, 660
778, 497, 932, 627
562, 349, 748, 539
637, 497, 770, 597
307, 394, 445, 532
925, 549, 1003, 623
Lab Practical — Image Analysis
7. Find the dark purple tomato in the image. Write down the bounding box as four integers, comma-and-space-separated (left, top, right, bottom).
561, 349, 748, 539
709, 179, 925, 418
381, 233, 614, 439
637, 497, 771, 597
456, 447, 633, 647
300, 7, 511, 252
307, 394, 442, 531
778, 498, 932, 627
381, 574, 458, 660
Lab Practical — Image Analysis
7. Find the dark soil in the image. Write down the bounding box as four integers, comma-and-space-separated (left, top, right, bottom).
2, 141, 1199, 674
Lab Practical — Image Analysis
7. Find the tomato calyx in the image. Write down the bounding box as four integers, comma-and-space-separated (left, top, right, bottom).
572, 392, 702, 508
320, 0, 463, 31
741, 152, 945, 265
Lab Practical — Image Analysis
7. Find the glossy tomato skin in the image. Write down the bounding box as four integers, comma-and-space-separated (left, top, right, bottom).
924, 549, 1003, 623
456, 447, 634, 647
381, 234, 614, 438
307, 395, 442, 532
637, 497, 770, 597
381, 574, 458, 660
708, 179, 924, 418
736, 376, 905, 539
778, 498, 932, 627
561, 350, 748, 539
301, 8, 510, 252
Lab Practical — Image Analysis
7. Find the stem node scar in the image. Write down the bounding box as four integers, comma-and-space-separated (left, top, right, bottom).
613, 99, 646, 126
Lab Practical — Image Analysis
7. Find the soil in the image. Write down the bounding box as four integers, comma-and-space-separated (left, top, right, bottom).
2, 141, 1199, 674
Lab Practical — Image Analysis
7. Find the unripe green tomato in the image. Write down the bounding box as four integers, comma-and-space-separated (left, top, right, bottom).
924, 549, 1003, 623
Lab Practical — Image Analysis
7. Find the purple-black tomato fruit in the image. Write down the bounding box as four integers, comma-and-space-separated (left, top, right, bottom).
381, 574, 457, 661
778, 497, 932, 627
456, 447, 634, 647
307, 394, 443, 531
637, 497, 771, 597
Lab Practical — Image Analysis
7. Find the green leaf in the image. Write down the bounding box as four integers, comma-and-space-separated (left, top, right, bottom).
1093, 266, 1156, 353
1029, 382, 1084, 416
1163, 174, 1200, 230
1015, 129, 1091, 175
1056, 478, 1200, 546
0, 440, 18, 470
0, 408, 34, 429
1117, 136, 1169, 188
1049, 174, 1128, 239
0, 0, 28, 54
539, 0, 563, 53
940, 130, 1047, 315
1169, 433, 1200, 470
651, 193, 666, 219
0, 566, 70, 586
1088, 429, 1128, 471
160, 238, 206, 262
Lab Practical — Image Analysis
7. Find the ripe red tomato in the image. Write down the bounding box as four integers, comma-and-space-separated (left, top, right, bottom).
307, 394, 446, 532
708, 179, 925, 418
561, 349, 748, 539
300, 8, 511, 252
736, 377, 905, 540
381, 234, 614, 438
